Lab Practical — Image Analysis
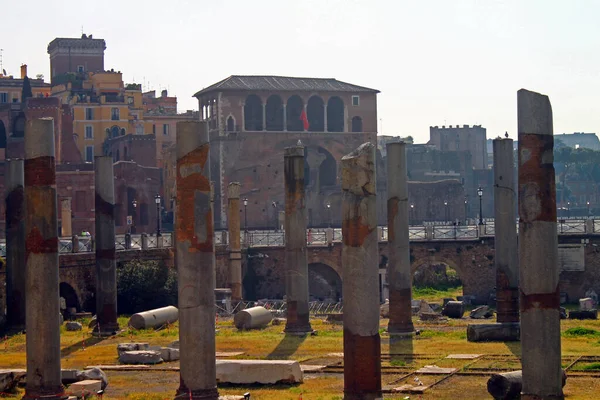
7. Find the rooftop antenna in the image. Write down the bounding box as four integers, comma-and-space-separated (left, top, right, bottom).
0, 49, 4, 75
81, 26, 84, 35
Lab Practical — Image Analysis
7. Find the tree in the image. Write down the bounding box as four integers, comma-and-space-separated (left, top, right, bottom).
117, 260, 177, 315
21, 76, 32, 109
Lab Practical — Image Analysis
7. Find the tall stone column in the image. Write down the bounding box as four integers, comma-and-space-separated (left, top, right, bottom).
518, 89, 563, 400
283, 146, 312, 334
227, 182, 242, 301
60, 198, 72, 237
94, 156, 119, 335
493, 138, 519, 323
386, 142, 414, 334
341, 142, 381, 399
5, 159, 25, 329
282, 104, 287, 131
24, 118, 66, 400
175, 121, 218, 400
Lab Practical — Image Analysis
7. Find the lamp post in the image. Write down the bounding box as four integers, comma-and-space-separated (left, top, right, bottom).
477, 186, 484, 225
464, 198, 468, 225
271, 201, 277, 231
132, 199, 137, 234
326, 202, 331, 228
154, 194, 161, 237
243, 198, 248, 232
587, 201, 591, 218
444, 200, 448, 223
410, 203, 415, 225
567, 201, 571, 219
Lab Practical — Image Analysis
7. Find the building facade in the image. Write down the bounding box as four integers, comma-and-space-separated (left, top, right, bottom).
429, 125, 487, 170
47, 34, 106, 84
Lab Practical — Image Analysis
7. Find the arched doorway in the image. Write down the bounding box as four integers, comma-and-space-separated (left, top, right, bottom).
244, 94, 263, 131
307, 96, 324, 132
412, 261, 463, 301
318, 147, 336, 191
351, 116, 363, 132
265, 95, 283, 131
59, 282, 80, 312
308, 263, 342, 301
287, 95, 304, 131
327, 96, 344, 132
11, 113, 25, 138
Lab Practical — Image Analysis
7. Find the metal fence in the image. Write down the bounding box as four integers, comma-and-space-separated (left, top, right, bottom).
432, 225, 478, 240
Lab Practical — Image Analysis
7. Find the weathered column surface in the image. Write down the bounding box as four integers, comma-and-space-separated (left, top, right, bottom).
60, 197, 72, 237
94, 156, 119, 335
342, 142, 381, 400
227, 182, 242, 301
518, 89, 563, 400
5, 159, 25, 329
386, 142, 414, 335
24, 118, 66, 400
175, 121, 218, 400
284, 145, 312, 334
494, 138, 519, 323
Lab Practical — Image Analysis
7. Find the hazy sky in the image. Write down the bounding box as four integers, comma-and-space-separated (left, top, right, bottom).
2, 1, 599, 143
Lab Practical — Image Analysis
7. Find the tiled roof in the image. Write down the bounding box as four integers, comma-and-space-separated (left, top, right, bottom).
194, 75, 379, 97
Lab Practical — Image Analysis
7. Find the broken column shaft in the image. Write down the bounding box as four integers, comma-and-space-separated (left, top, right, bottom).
60, 198, 72, 237
227, 182, 242, 302
24, 118, 66, 399
283, 146, 312, 334
518, 89, 563, 400
94, 156, 119, 335
386, 142, 414, 334
174, 121, 218, 400
493, 138, 519, 323
5, 159, 25, 329
342, 142, 382, 399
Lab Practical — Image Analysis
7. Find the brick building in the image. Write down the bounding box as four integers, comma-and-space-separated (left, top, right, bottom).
47, 34, 106, 84
193, 75, 378, 229
429, 125, 487, 170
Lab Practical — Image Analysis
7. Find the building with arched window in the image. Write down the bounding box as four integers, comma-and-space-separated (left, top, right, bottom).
193, 75, 379, 229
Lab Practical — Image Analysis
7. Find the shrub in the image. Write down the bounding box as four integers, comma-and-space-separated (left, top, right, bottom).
117, 260, 177, 315
563, 327, 599, 337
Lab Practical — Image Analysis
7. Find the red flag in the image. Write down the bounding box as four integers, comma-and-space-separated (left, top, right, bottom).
300, 110, 309, 131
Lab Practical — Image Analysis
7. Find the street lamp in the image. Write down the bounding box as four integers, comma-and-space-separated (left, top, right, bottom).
155, 194, 161, 237
132, 199, 137, 234
271, 201, 277, 231
444, 200, 448, 222
410, 203, 415, 225
243, 198, 248, 232
477, 186, 484, 225
464, 198, 468, 225
567, 201, 571, 219
326, 202, 331, 228
587, 201, 591, 218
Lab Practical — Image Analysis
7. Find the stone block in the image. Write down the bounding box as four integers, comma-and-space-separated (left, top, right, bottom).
415, 365, 458, 374
271, 317, 286, 325
380, 301, 389, 318
76, 368, 108, 390
169, 340, 179, 348
117, 343, 149, 355
216, 360, 303, 384
569, 309, 598, 320
579, 297, 594, 310
118, 350, 163, 365
0, 369, 26, 392
470, 305, 494, 319
148, 346, 180, 362
65, 321, 83, 331
61, 369, 79, 384
66, 380, 102, 397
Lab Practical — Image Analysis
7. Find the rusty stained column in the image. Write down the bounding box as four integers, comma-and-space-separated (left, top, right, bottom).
518, 89, 563, 400
24, 118, 67, 400
341, 142, 382, 400
5, 159, 26, 329
94, 156, 119, 335
60, 197, 72, 237
174, 121, 218, 400
283, 146, 312, 334
227, 182, 242, 301
493, 138, 519, 323
386, 142, 414, 335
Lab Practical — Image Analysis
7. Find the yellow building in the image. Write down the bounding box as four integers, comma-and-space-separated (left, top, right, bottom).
0, 65, 51, 103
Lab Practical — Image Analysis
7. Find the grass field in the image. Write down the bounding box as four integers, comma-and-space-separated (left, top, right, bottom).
1, 309, 600, 399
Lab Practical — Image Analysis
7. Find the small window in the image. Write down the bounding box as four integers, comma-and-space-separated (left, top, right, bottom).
163, 124, 169, 135
0, 93, 8, 103
352, 95, 360, 106
77, 65, 84, 73
127, 97, 134, 105
111, 107, 120, 121
227, 116, 235, 132
12, 94, 19, 103
85, 108, 94, 120
85, 125, 93, 139
85, 145, 94, 162
152, 124, 156, 134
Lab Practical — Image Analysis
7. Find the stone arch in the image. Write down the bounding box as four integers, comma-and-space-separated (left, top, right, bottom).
287, 95, 304, 131
244, 94, 263, 131
111, 125, 120, 138
308, 262, 342, 301
318, 147, 336, 190
352, 116, 363, 132
307, 96, 324, 132
0, 120, 6, 148
226, 115, 235, 132
59, 282, 80, 311
11, 112, 25, 138
411, 255, 461, 277
265, 95, 284, 131
327, 96, 344, 132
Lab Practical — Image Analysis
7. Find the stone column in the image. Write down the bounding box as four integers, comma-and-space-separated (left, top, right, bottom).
386, 142, 414, 334
24, 118, 66, 399
341, 142, 382, 399
283, 146, 312, 334
175, 121, 218, 400
94, 156, 119, 335
60, 198, 72, 237
227, 182, 242, 302
262, 103, 266, 131
323, 103, 328, 132
282, 104, 287, 131
493, 138, 519, 323
518, 89, 563, 400
5, 159, 25, 329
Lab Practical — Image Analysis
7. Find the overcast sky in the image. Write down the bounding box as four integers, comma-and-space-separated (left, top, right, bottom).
2, 0, 599, 143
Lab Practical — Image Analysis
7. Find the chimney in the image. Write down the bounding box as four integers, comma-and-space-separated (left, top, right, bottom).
20, 64, 27, 79
161, 89, 168, 98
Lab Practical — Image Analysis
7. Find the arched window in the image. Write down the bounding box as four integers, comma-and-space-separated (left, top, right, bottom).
265, 95, 283, 131
12, 113, 25, 138
351, 116, 363, 133
111, 126, 120, 138
327, 96, 344, 132
244, 95, 263, 131
318, 147, 336, 190
287, 95, 304, 131
307, 96, 324, 132
0, 121, 6, 148
120, 128, 126, 136
226, 116, 235, 132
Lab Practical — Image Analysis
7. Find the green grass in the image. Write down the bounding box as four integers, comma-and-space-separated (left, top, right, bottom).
563, 327, 600, 337
582, 362, 600, 371
413, 285, 463, 302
